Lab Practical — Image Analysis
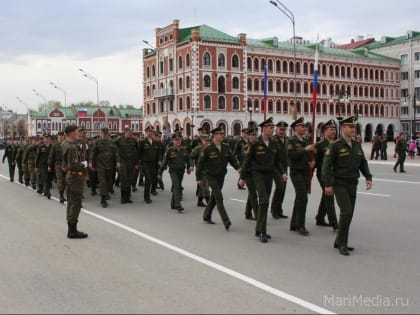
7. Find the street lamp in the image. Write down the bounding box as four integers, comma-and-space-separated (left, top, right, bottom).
79, 68, 99, 106
329, 89, 350, 137
17, 97, 31, 136
49, 82, 67, 109
269, 0, 297, 107
33, 89, 47, 116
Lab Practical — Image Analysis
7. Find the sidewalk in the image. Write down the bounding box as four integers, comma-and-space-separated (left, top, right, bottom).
362, 141, 420, 168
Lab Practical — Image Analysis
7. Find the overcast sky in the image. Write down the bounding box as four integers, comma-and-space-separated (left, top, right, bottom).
1, 0, 419, 114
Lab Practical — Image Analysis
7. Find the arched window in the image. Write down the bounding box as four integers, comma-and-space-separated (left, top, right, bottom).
186, 54, 190, 67
254, 58, 259, 72
232, 55, 239, 68
268, 59, 273, 72
233, 122, 242, 136
203, 52, 211, 66
204, 75, 211, 88
178, 78, 183, 91
283, 61, 288, 74
232, 97, 240, 110
146, 67, 150, 78
218, 76, 226, 93
247, 78, 252, 91
152, 103, 156, 114
146, 86, 150, 97
218, 96, 226, 110
178, 56, 183, 69
276, 60, 281, 73
254, 79, 259, 91
232, 77, 240, 89
186, 96, 191, 111
218, 53, 225, 67
152, 65, 156, 77
247, 57, 252, 71
178, 98, 183, 111
146, 104, 150, 115
204, 95, 211, 110
186, 76, 190, 89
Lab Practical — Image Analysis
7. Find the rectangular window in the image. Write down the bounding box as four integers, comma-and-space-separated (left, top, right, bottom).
415, 70, 420, 79
401, 54, 409, 64
416, 87, 420, 100
401, 107, 409, 115
401, 72, 409, 80
401, 123, 409, 132
417, 107, 420, 114
401, 89, 409, 98
169, 59, 173, 72
415, 52, 420, 61
416, 123, 420, 132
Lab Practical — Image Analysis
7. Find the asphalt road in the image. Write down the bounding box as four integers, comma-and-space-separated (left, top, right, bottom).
0, 157, 419, 314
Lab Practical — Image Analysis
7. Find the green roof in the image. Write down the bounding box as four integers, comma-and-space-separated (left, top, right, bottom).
178, 24, 241, 44
366, 31, 420, 50
30, 105, 142, 118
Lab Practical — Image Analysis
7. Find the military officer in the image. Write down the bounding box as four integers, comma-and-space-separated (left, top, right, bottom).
2, 138, 16, 182
393, 132, 408, 173
14, 137, 26, 184
239, 118, 285, 243
35, 134, 52, 198
314, 120, 338, 230
270, 121, 289, 220
138, 126, 161, 204
91, 127, 120, 207
242, 128, 259, 220
61, 125, 88, 239
288, 117, 315, 236
48, 131, 67, 203
114, 126, 137, 204
191, 134, 211, 207
158, 133, 193, 212
322, 116, 373, 256
196, 126, 240, 230
233, 128, 249, 190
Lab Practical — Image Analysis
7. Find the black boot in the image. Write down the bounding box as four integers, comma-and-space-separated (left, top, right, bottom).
59, 191, 66, 204
126, 192, 133, 204
197, 197, 206, 207
121, 191, 127, 204
67, 222, 88, 239
101, 195, 108, 208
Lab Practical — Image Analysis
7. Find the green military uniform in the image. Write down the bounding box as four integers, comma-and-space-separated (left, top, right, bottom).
191, 137, 210, 207
241, 118, 285, 242
314, 120, 338, 228
288, 118, 312, 235
22, 140, 32, 186
62, 125, 88, 239
138, 126, 161, 203
92, 128, 120, 207
233, 130, 248, 190
35, 137, 52, 197
322, 116, 372, 255
2, 141, 16, 182
25, 141, 39, 189
115, 131, 138, 204
15, 140, 25, 184
393, 135, 407, 173
159, 135, 192, 211
241, 137, 258, 220
270, 121, 289, 219
196, 127, 239, 229
48, 134, 66, 203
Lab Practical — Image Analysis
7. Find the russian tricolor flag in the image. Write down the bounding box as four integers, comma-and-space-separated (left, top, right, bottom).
78, 109, 88, 117
312, 43, 319, 112
263, 63, 268, 117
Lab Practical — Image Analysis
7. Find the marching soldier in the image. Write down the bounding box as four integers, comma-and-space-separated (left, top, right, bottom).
138, 126, 161, 204
239, 118, 285, 243
314, 120, 338, 230
48, 131, 66, 203
196, 126, 240, 230
91, 127, 120, 207
114, 127, 137, 205
62, 125, 88, 239
242, 128, 259, 221
393, 132, 408, 173
2, 138, 17, 182
191, 134, 211, 207
26, 137, 40, 190
35, 134, 52, 199
270, 121, 289, 220
14, 137, 26, 184
233, 128, 248, 190
322, 116, 373, 256
288, 117, 315, 236
158, 133, 193, 212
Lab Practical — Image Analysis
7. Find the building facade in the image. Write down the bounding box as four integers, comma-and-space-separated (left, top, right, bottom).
28, 105, 143, 137
143, 20, 401, 141
364, 31, 420, 138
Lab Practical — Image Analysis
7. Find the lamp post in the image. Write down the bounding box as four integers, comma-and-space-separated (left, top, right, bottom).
79, 69, 100, 136
413, 94, 417, 139
17, 97, 31, 136
330, 89, 350, 138
49, 82, 67, 109
269, 0, 297, 107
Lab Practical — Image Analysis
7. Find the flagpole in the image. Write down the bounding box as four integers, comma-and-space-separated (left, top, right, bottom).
263, 64, 268, 121
308, 41, 319, 194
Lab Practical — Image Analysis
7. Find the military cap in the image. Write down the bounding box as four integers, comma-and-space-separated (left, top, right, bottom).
290, 117, 305, 129
124, 125, 131, 131
200, 132, 210, 139
172, 133, 182, 140
242, 128, 248, 133
247, 128, 258, 135
145, 125, 154, 132
340, 116, 358, 126
197, 127, 204, 132
57, 131, 65, 136
276, 121, 289, 128
43, 133, 51, 138
154, 131, 162, 136
323, 119, 337, 130
258, 117, 274, 128
64, 125, 78, 135
211, 126, 225, 134
101, 127, 109, 134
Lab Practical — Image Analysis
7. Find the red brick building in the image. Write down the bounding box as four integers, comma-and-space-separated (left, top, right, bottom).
143, 20, 401, 141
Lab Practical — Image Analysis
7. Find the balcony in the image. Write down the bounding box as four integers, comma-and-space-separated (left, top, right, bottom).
153, 88, 174, 99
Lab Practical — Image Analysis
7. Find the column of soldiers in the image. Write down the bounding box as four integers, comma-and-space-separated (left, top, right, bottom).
2, 115, 373, 255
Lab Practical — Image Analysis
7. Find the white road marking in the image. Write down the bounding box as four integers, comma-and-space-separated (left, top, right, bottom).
0, 173, 334, 314
357, 192, 391, 197
230, 198, 247, 203
375, 178, 420, 185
